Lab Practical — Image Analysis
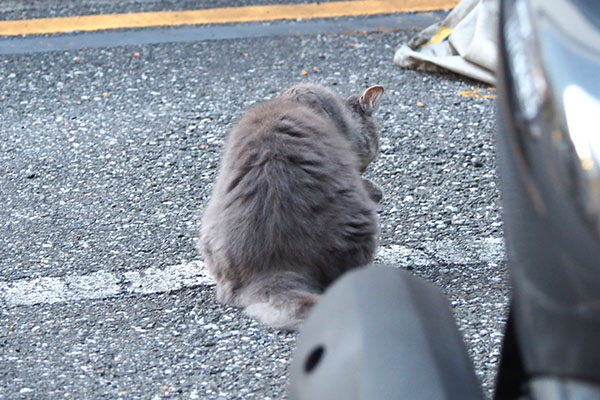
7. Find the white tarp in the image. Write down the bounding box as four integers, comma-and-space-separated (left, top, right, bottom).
394, 0, 499, 85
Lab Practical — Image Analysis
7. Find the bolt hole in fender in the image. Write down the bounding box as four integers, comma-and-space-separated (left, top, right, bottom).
289, 265, 483, 400
304, 345, 325, 374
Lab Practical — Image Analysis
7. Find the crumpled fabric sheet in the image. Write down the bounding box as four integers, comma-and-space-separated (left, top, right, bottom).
394, 0, 499, 85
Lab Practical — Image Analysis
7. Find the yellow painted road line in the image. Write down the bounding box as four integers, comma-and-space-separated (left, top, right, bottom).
0, 0, 458, 37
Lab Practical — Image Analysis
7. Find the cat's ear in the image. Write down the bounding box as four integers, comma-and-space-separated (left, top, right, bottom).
359, 85, 384, 113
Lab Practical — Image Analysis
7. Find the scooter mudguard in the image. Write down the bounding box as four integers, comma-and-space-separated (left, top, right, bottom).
289, 264, 483, 400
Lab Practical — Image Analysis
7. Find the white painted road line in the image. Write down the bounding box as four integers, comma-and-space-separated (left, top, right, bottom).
0, 238, 504, 307
0, 261, 213, 307
374, 237, 504, 267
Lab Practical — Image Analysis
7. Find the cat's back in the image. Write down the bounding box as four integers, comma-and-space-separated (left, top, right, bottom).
201, 87, 379, 289
206, 94, 370, 239
226, 96, 344, 157
217, 96, 358, 189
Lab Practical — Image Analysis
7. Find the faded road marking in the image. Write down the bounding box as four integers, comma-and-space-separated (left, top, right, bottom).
0, 261, 212, 306
0, 14, 441, 55
0, 237, 503, 307
0, 0, 458, 36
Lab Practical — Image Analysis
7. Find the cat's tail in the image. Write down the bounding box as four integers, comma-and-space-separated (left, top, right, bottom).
239, 271, 322, 331
244, 291, 320, 331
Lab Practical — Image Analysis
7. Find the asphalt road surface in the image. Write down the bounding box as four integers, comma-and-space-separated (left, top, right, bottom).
0, 2, 507, 399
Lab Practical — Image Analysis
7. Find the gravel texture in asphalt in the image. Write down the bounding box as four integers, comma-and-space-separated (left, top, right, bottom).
0, 21, 506, 399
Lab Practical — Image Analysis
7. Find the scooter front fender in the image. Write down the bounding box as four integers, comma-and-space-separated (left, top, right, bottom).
289, 265, 483, 400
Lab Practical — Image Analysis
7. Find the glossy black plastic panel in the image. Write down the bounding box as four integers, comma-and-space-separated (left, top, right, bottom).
497, 0, 600, 383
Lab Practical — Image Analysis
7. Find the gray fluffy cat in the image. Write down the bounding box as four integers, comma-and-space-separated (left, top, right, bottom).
200, 83, 384, 330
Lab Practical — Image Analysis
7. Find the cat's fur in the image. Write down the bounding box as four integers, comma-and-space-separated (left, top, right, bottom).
200, 83, 384, 330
